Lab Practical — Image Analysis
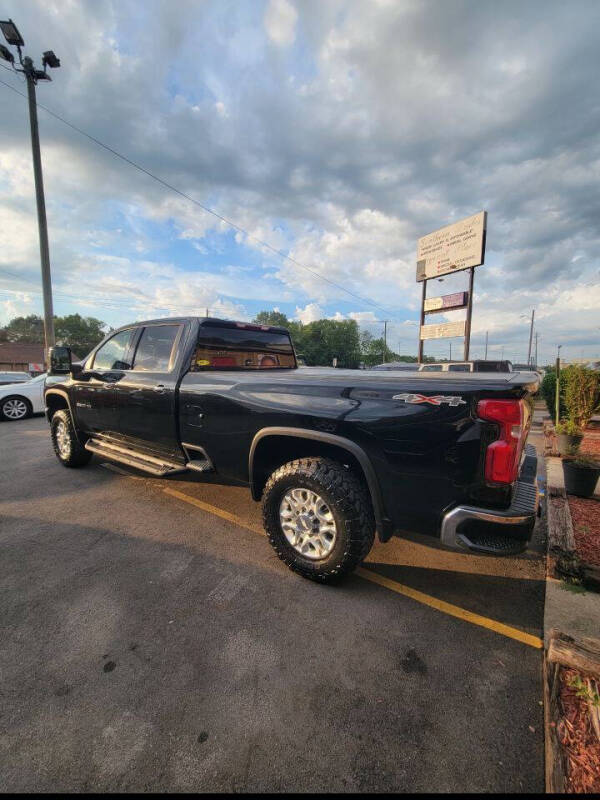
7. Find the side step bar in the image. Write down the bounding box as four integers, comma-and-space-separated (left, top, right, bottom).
85, 438, 189, 477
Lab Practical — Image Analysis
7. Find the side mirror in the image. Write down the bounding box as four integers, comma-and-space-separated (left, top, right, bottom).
49, 345, 72, 375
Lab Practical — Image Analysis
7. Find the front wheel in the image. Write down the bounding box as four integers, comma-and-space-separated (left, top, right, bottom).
51, 409, 92, 468
262, 457, 375, 583
1, 395, 32, 421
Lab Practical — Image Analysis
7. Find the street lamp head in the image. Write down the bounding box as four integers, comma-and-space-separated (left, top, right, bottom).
33, 68, 51, 81
0, 43, 14, 63
42, 50, 60, 68
0, 18, 24, 47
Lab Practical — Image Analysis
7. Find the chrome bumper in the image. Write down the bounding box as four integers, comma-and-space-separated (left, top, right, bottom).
440, 445, 539, 554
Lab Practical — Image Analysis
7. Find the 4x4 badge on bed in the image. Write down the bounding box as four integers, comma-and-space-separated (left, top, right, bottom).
392, 393, 466, 407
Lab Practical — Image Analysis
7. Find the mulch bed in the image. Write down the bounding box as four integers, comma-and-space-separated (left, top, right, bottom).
568, 497, 600, 568
558, 667, 600, 793
580, 436, 600, 457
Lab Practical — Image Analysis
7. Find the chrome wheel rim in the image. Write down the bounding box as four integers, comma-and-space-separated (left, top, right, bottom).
279, 488, 337, 560
3, 398, 28, 419
55, 420, 71, 458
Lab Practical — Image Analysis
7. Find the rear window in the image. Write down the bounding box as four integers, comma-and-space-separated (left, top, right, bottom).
448, 364, 470, 372
191, 324, 296, 370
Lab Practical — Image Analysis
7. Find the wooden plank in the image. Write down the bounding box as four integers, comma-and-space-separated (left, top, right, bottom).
546, 495, 575, 554
547, 630, 600, 681
544, 658, 567, 793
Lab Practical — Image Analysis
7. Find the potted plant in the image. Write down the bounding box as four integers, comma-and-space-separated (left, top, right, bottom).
555, 419, 584, 455
563, 454, 600, 498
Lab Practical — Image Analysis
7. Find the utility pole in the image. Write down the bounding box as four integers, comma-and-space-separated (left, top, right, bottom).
535, 332, 538, 368
484, 331, 488, 360
527, 309, 535, 368
0, 19, 60, 366
449, 341, 452, 361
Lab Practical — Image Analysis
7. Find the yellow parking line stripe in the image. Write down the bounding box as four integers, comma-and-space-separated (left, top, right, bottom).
162, 487, 265, 536
357, 567, 543, 649
107, 470, 542, 650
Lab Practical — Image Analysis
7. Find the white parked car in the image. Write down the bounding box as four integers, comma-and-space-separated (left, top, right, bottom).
0, 373, 47, 421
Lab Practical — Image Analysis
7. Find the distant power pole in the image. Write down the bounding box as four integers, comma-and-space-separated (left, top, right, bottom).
449, 341, 452, 360
484, 331, 488, 360
0, 19, 61, 366
535, 332, 538, 367
527, 309, 535, 367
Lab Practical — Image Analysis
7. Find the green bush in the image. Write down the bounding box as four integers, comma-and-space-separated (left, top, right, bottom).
540, 368, 566, 419
563, 365, 600, 432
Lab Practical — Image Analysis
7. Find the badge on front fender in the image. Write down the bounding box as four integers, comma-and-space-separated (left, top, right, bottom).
392, 393, 466, 407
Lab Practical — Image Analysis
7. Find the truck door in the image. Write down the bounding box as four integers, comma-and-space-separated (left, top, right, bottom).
71, 328, 135, 435
114, 322, 185, 460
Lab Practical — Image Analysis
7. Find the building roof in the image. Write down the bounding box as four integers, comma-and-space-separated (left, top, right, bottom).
0, 342, 47, 363
0, 342, 81, 365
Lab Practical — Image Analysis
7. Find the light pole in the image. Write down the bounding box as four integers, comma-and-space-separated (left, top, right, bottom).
0, 19, 60, 366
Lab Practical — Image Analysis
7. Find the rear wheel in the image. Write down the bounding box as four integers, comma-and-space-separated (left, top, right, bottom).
262, 457, 375, 583
1, 395, 32, 421
51, 409, 92, 468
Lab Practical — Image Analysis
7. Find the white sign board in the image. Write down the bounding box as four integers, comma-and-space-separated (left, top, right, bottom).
420, 320, 466, 340
416, 211, 486, 282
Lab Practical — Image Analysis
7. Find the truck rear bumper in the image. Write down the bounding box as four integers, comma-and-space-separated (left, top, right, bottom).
440, 444, 539, 555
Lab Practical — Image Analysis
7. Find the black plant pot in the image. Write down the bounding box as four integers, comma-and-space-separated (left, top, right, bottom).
563, 460, 600, 498
557, 433, 583, 455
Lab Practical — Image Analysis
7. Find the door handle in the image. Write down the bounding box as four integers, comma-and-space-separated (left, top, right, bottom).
154, 384, 167, 393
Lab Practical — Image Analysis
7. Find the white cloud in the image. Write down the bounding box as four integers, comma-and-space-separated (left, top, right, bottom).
295, 302, 324, 324
264, 0, 298, 47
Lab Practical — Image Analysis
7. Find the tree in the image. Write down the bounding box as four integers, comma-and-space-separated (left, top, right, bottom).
1, 314, 44, 343
253, 310, 291, 328
54, 314, 108, 356
0, 313, 108, 358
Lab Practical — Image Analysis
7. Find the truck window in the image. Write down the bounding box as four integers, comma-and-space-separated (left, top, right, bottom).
191, 324, 296, 370
93, 329, 134, 370
132, 325, 181, 372
421, 364, 443, 372
448, 364, 471, 372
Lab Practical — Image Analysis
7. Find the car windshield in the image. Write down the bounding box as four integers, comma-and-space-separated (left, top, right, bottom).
28, 373, 47, 383
1, 372, 30, 381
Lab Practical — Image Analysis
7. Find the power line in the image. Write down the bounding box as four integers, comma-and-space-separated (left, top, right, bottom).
0, 74, 399, 319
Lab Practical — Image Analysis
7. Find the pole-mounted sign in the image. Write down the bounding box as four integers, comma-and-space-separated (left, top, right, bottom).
416, 211, 486, 282
417, 212, 487, 362
423, 291, 468, 314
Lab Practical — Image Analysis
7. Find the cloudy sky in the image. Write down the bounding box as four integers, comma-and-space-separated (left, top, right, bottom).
1, 0, 599, 364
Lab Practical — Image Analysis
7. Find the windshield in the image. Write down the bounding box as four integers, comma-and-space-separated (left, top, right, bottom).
1, 372, 30, 381
28, 373, 48, 383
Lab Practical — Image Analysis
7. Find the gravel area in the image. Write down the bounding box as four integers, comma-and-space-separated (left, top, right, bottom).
568, 497, 600, 567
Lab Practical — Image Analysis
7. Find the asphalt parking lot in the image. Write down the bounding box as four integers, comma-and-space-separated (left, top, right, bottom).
1, 415, 546, 792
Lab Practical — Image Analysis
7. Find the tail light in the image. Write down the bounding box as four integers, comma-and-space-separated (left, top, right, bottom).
477, 399, 527, 485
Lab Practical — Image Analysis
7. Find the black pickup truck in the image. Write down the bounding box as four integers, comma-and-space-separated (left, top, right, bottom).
46, 316, 540, 582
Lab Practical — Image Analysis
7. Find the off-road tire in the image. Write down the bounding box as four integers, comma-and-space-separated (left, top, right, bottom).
51, 409, 92, 468
262, 457, 375, 583
1, 395, 32, 421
